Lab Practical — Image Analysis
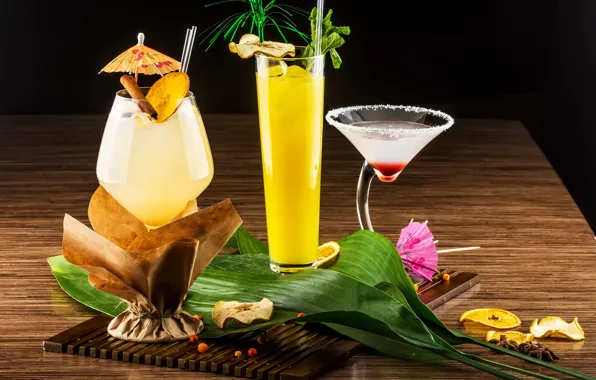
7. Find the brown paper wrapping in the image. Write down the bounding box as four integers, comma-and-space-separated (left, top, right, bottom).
62, 186, 242, 342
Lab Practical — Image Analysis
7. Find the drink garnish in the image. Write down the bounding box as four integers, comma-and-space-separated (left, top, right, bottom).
486, 330, 534, 345
228, 34, 295, 59
301, 8, 350, 69
212, 298, 274, 329
145, 72, 190, 123
314, 241, 341, 268
459, 308, 522, 329
530, 316, 585, 340
119, 75, 157, 117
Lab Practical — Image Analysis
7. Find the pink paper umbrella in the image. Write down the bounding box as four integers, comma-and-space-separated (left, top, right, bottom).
396, 220, 438, 281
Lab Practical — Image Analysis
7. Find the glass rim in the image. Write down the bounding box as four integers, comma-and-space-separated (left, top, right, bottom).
255, 46, 325, 62
325, 104, 455, 136
115, 87, 195, 100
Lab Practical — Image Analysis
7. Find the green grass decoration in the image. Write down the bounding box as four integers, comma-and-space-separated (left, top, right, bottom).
201, 0, 311, 50
48, 229, 595, 379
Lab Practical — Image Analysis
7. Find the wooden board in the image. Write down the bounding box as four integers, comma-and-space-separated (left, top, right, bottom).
42, 269, 478, 380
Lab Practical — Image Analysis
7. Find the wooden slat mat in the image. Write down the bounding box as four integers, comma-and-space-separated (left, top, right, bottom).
43, 270, 478, 379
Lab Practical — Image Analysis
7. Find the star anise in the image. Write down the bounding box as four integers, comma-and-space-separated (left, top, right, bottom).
488, 334, 519, 351
519, 341, 559, 362
489, 335, 559, 362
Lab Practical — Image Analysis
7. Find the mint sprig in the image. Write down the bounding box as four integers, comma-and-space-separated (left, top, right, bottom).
302, 8, 350, 69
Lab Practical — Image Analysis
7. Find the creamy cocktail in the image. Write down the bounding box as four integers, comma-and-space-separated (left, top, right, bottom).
97, 79, 213, 228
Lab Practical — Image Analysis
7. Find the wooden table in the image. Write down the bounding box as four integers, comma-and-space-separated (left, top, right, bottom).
1, 115, 594, 379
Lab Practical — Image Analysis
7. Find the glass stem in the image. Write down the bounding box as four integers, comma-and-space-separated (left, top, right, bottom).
356, 160, 375, 231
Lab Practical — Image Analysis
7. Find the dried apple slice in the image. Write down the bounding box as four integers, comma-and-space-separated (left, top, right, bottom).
229, 33, 295, 59
212, 298, 274, 329
146, 72, 190, 123
551, 317, 585, 341
530, 316, 585, 340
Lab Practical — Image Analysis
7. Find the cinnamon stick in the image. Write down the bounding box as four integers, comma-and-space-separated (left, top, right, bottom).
119, 75, 157, 117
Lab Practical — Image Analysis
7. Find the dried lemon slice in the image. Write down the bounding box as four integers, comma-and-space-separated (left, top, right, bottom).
486, 330, 534, 344
146, 72, 190, 123
459, 308, 522, 329
314, 241, 341, 268
530, 316, 585, 340
229, 33, 295, 59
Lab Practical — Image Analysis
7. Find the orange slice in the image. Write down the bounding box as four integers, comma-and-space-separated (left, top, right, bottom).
485, 330, 534, 344
146, 72, 190, 123
314, 241, 341, 268
459, 308, 522, 329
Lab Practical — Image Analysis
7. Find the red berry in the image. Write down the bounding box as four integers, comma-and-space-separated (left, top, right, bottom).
297, 312, 306, 318
198, 343, 209, 353
247, 347, 257, 357
189, 334, 199, 344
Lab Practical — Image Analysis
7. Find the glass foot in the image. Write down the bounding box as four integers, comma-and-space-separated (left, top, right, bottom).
270, 261, 317, 273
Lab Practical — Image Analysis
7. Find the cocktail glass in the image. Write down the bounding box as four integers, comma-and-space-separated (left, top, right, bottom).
325, 104, 454, 231
255, 49, 325, 273
97, 88, 214, 229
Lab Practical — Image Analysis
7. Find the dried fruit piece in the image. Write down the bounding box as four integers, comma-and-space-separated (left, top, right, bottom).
146, 72, 190, 123
229, 34, 295, 59
297, 312, 306, 318
459, 308, 521, 329
531, 316, 585, 341
529, 317, 567, 338
189, 334, 199, 344
486, 330, 533, 345
442, 273, 451, 281
212, 298, 274, 329
248, 347, 258, 357
194, 315, 203, 321
553, 317, 585, 340
198, 343, 209, 353
314, 241, 341, 268
234, 350, 243, 358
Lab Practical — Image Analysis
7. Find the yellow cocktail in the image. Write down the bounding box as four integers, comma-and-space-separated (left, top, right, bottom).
97, 90, 213, 228
256, 53, 325, 272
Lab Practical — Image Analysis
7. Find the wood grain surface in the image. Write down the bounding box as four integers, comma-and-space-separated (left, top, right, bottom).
0, 114, 595, 379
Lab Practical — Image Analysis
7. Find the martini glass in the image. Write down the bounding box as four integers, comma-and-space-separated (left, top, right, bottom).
326, 105, 454, 280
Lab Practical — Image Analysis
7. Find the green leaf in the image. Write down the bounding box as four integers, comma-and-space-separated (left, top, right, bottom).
47, 229, 589, 379
302, 8, 350, 68
333, 230, 462, 346
328, 323, 445, 363
236, 227, 269, 254
48, 256, 126, 317
47, 250, 441, 349
327, 25, 350, 36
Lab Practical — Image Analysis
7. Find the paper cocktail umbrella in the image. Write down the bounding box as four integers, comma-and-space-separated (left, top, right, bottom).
99, 33, 181, 81
396, 220, 438, 282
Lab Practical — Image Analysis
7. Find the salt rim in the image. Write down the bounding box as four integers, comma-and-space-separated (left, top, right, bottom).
325, 104, 454, 136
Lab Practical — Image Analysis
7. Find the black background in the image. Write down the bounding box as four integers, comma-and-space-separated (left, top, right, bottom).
3, 0, 595, 231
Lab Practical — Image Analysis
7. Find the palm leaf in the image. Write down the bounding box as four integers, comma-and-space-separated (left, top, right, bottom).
203, 0, 309, 48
